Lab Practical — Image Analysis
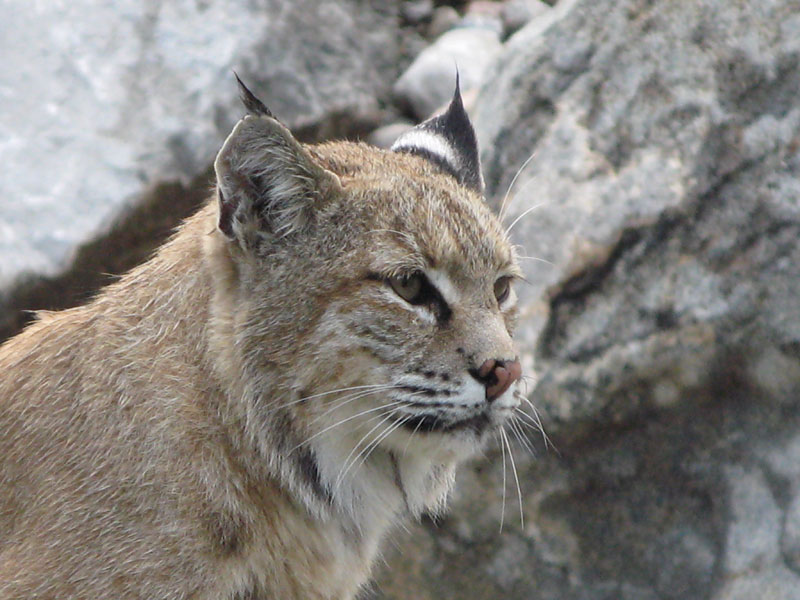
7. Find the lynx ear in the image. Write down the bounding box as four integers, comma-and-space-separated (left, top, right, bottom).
391, 76, 484, 194
214, 115, 339, 244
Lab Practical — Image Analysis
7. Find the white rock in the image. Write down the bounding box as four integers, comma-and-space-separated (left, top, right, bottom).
502, 0, 551, 36
393, 27, 502, 120
367, 122, 414, 149
401, 0, 434, 25
427, 6, 461, 39
0, 0, 404, 291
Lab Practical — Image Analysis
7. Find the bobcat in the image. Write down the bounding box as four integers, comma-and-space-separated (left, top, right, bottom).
0, 78, 523, 599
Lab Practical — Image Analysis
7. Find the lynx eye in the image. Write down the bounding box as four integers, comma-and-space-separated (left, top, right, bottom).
389, 273, 424, 304
494, 276, 512, 304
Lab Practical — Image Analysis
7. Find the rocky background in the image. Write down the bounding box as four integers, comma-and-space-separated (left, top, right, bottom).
3, 1, 800, 598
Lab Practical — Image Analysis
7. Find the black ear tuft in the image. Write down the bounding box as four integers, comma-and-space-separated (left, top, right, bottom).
234, 72, 274, 118
391, 74, 484, 193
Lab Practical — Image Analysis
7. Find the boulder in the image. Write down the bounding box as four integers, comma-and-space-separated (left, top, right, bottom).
393, 25, 502, 120
0, 0, 415, 339
501, 0, 551, 37
5, 0, 800, 597
367, 121, 414, 149
427, 6, 461, 40
375, 0, 800, 597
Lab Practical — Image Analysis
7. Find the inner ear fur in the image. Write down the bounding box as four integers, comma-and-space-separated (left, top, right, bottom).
214, 115, 340, 245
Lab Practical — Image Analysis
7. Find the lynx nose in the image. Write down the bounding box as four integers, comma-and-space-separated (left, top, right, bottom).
472, 358, 522, 402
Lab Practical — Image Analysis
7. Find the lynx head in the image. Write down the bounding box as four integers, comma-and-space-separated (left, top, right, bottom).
210, 77, 523, 512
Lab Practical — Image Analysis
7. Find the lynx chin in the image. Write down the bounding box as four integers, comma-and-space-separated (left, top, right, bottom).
0, 77, 526, 599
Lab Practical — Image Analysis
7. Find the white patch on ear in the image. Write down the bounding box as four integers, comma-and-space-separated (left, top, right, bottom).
391, 129, 461, 175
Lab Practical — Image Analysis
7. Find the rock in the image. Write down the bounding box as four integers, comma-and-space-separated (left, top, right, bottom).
401, 0, 434, 25
427, 6, 461, 39
501, 0, 551, 37
367, 121, 414, 149
721, 466, 781, 574
473, 0, 800, 434
467, 0, 505, 18
393, 26, 502, 120
713, 567, 800, 600
7, 0, 800, 597
783, 495, 800, 572
0, 0, 416, 339
462, 1, 505, 36
374, 0, 800, 597
376, 390, 800, 599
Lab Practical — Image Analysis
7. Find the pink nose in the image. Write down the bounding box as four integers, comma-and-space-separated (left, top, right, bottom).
474, 358, 522, 402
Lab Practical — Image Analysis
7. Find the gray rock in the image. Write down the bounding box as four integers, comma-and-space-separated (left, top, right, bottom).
757, 432, 800, 572
721, 466, 781, 574
375, 380, 800, 599
462, 1, 505, 37
783, 495, 800, 572
7, 0, 800, 597
502, 0, 551, 37
367, 122, 414, 149
401, 0, 434, 25
374, 0, 800, 597
473, 0, 800, 433
393, 26, 502, 120
712, 567, 800, 600
0, 0, 410, 302
427, 6, 461, 40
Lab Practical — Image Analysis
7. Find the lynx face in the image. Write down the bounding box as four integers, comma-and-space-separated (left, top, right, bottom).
213, 80, 524, 511
311, 160, 524, 464
0, 80, 527, 600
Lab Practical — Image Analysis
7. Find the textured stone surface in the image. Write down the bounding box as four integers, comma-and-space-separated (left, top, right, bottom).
427, 6, 461, 40
0, 0, 410, 297
474, 0, 800, 434
501, 0, 551, 37
5, 0, 800, 598
374, 0, 800, 597
393, 26, 502, 120
367, 122, 414, 149
375, 387, 800, 599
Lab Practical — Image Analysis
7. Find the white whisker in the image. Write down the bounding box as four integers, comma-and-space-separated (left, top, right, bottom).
501, 427, 524, 529
509, 418, 537, 458
515, 255, 555, 266
290, 402, 403, 453
334, 411, 398, 490
505, 201, 548, 237
307, 388, 395, 427
268, 384, 396, 413
517, 394, 554, 452
497, 431, 507, 534
364, 415, 408, 466
348, 413, 409, 486
401, 416, 425, 457
499, 151, 538, 222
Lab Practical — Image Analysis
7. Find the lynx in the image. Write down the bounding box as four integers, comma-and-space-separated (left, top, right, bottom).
0, 78, 524, 599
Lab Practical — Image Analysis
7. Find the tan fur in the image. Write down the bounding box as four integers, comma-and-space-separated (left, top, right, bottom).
0, 118, 522, 599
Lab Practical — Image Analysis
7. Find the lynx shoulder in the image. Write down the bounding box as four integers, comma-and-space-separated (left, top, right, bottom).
0, 78, 524, 599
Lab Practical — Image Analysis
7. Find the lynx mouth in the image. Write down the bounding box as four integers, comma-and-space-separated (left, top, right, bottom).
396, 412, 493, 435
